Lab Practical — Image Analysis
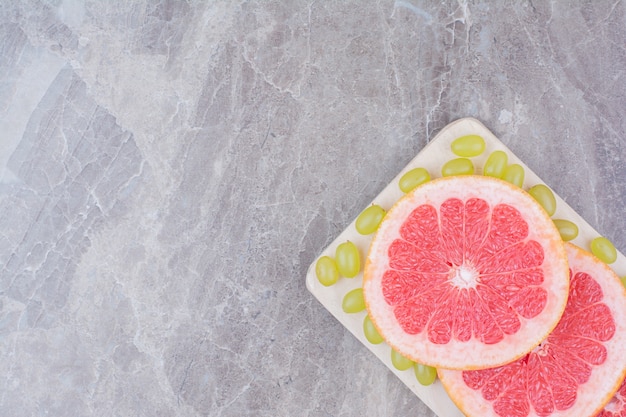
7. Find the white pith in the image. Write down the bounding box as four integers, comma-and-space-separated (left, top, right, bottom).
450, 263, 479, 289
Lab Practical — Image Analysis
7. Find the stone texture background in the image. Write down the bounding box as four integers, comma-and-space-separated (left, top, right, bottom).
0, 1, 624, 416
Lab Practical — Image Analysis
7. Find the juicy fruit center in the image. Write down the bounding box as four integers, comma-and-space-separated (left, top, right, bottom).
450, 264, 479, 289
462, 271, 616, 417
383, 197, 548, 345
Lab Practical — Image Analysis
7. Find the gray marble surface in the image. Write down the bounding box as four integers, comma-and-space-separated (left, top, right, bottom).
1, 1, 624, 416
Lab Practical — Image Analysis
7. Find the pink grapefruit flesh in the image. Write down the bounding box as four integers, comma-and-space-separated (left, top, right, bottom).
363, 175, 570, 370
439, 243, 626, 417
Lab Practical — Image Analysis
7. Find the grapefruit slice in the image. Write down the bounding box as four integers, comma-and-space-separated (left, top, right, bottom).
362, 175, 569, 370
439, 243, 626, 417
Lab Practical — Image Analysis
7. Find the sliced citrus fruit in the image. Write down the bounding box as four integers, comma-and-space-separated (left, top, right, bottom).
439, 243, 626, 417
362, 175, 569, 370
596, 378, 626, 417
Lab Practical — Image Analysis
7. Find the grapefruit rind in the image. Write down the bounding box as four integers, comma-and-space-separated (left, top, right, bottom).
305, 117, 626, 417
438, 243, 626, 417
363, 175, 570, 370
598, 378, 626, 416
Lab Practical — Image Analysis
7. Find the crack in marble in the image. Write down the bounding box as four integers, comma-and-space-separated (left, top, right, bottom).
1, 2, 624, 416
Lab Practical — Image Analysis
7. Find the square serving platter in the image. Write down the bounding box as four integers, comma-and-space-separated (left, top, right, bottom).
305, 117, 626, 417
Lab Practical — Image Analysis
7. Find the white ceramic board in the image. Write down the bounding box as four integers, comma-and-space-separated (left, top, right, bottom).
305, 117, 626, 417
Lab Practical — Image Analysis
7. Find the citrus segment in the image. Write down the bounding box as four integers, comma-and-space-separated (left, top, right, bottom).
439, 243, 626, 417
363, 175, 569, 370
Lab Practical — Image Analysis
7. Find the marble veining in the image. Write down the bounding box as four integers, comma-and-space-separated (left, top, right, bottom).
0, 1, 624, 416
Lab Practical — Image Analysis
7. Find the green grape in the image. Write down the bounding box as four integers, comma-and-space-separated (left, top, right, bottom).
399, 167, 430, 193
342, 288, 366, 313
553, 219, 579, 241
590, 237, 617, 264
414, 363, 437, 386
315, 256, 339, 286
502, 164, 525, 187
620, 276, 626, 288
363, 315, 384, 344
483, 150, 508, 178
528, 184, 557, 216
335, 241, 360, 278
391, 348, 414, 371
451, 135, 486, 157
356, 205, 386, 235
442, 158, 474, 177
